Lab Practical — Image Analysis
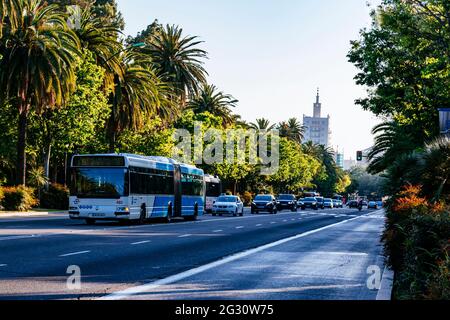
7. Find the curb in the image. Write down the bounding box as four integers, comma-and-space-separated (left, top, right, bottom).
0, 212, 50, 218
376, 266, 394, 300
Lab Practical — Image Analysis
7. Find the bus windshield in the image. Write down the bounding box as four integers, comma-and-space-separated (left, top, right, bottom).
206, 182, 221, 197
71, 168, 129, 199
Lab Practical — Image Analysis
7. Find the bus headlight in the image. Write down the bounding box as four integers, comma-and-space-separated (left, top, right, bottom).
116, 206, 129, 212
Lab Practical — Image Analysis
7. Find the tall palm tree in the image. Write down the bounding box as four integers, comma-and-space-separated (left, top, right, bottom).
66, 4, 123, 89
249, 118, 276, 131
145, 24, 208, 104
188, 84, 238, 126
108, 50, 174, 152
0, 0, 80, 185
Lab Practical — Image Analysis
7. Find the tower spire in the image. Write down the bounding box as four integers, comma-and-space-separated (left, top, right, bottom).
316, 87, 320, 103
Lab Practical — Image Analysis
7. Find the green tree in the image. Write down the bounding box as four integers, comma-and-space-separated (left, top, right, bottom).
0, 0, 80, 185
28, 53, 111, 183
143, 24, 208, 104
249, 118, 276, 131
367, 121, 421, 174
278, 118, 306, 144
188, 84, 238, 127
348, 0, 449, 148
107, 50, 173, 152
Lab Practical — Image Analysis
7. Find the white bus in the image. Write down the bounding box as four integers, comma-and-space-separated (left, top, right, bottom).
204, 175, 222, 213
69, 154, 205, 225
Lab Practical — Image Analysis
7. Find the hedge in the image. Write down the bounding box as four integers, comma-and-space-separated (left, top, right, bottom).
40, 183, 69, 210
0, 186, 39, 212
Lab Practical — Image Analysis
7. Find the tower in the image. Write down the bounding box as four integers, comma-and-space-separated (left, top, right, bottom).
313, 88, 321, 118
303, 88, 331, 147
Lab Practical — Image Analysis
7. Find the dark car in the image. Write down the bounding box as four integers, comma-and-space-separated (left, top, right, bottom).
347, 200, 359, 208
276, 194, 298, 212
301, 197, 318, 210
251, 195, 278, 214
315, 197, 325, 209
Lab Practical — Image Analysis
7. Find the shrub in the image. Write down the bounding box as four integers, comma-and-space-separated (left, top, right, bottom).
384, 184, 450, 300
40, 183, 69, 210
1, 186, 39, 212
0, 187, 4, 209
241, 191, 253, 206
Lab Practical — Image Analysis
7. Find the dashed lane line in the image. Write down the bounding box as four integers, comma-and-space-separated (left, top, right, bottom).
131, 240, 151, 245
59, 250, 91, 257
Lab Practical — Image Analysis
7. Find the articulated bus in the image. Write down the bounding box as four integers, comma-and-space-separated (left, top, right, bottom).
204, 175, 222, 213
69, 154, 205, 224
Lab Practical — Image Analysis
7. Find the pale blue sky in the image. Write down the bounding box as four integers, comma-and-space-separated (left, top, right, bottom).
116, 0, 381, 160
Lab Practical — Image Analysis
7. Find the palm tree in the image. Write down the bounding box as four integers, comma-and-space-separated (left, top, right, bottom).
249, 118, 276, 131
145, 24, 208, 104
108, 50, 174, 152
278, 118, 305, 144
66, 4, 123, 89
188, 84, 238, 126
0, 0, 80, 185
367, 121, 418, 174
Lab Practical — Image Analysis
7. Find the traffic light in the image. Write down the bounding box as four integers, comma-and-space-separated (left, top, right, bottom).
357, 151, 363, 161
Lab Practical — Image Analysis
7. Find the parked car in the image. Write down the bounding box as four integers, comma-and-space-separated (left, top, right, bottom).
315, 197, 325, 209
348, 200, 359, 208
323, 198, 334, 209
377, 201, 384, 208
332, 199, 343, 208
276, 194, 298, 212
212, 195, 244, 216
301, 197, 318, 210
251, 195, 278, 214
368, 201, 379, 210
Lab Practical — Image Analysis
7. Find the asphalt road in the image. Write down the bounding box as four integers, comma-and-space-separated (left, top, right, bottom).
0, 207, 386, 300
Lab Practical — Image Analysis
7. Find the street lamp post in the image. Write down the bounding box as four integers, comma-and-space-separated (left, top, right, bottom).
108, 42, 146, 153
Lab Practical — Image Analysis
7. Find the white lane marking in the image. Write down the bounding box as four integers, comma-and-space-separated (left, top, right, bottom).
312, 251, 369, 256
283, 220, 288, 222
256, 224, 263, 227
0, 264, 7, 267
235, 226, 244, 229
131, 240, 151, 245
178, 234, 192, 238
212, 230, 223, 233
270, 222, 276, 224
59, 250, 90, 257
100, 211, 379, 300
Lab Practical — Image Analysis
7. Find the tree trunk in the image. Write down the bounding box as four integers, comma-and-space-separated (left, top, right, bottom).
43, 142, 51, 189
108, 78, 119, 153
16, 111, 28, 186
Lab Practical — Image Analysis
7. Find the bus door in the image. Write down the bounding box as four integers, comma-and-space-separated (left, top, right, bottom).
173, 164, 182, 217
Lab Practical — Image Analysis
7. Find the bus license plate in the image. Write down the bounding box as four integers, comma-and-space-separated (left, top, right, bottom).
90, 213, 106, 217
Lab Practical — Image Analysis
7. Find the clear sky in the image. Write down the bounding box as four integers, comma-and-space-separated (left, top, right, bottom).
116, 0, 381, 160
